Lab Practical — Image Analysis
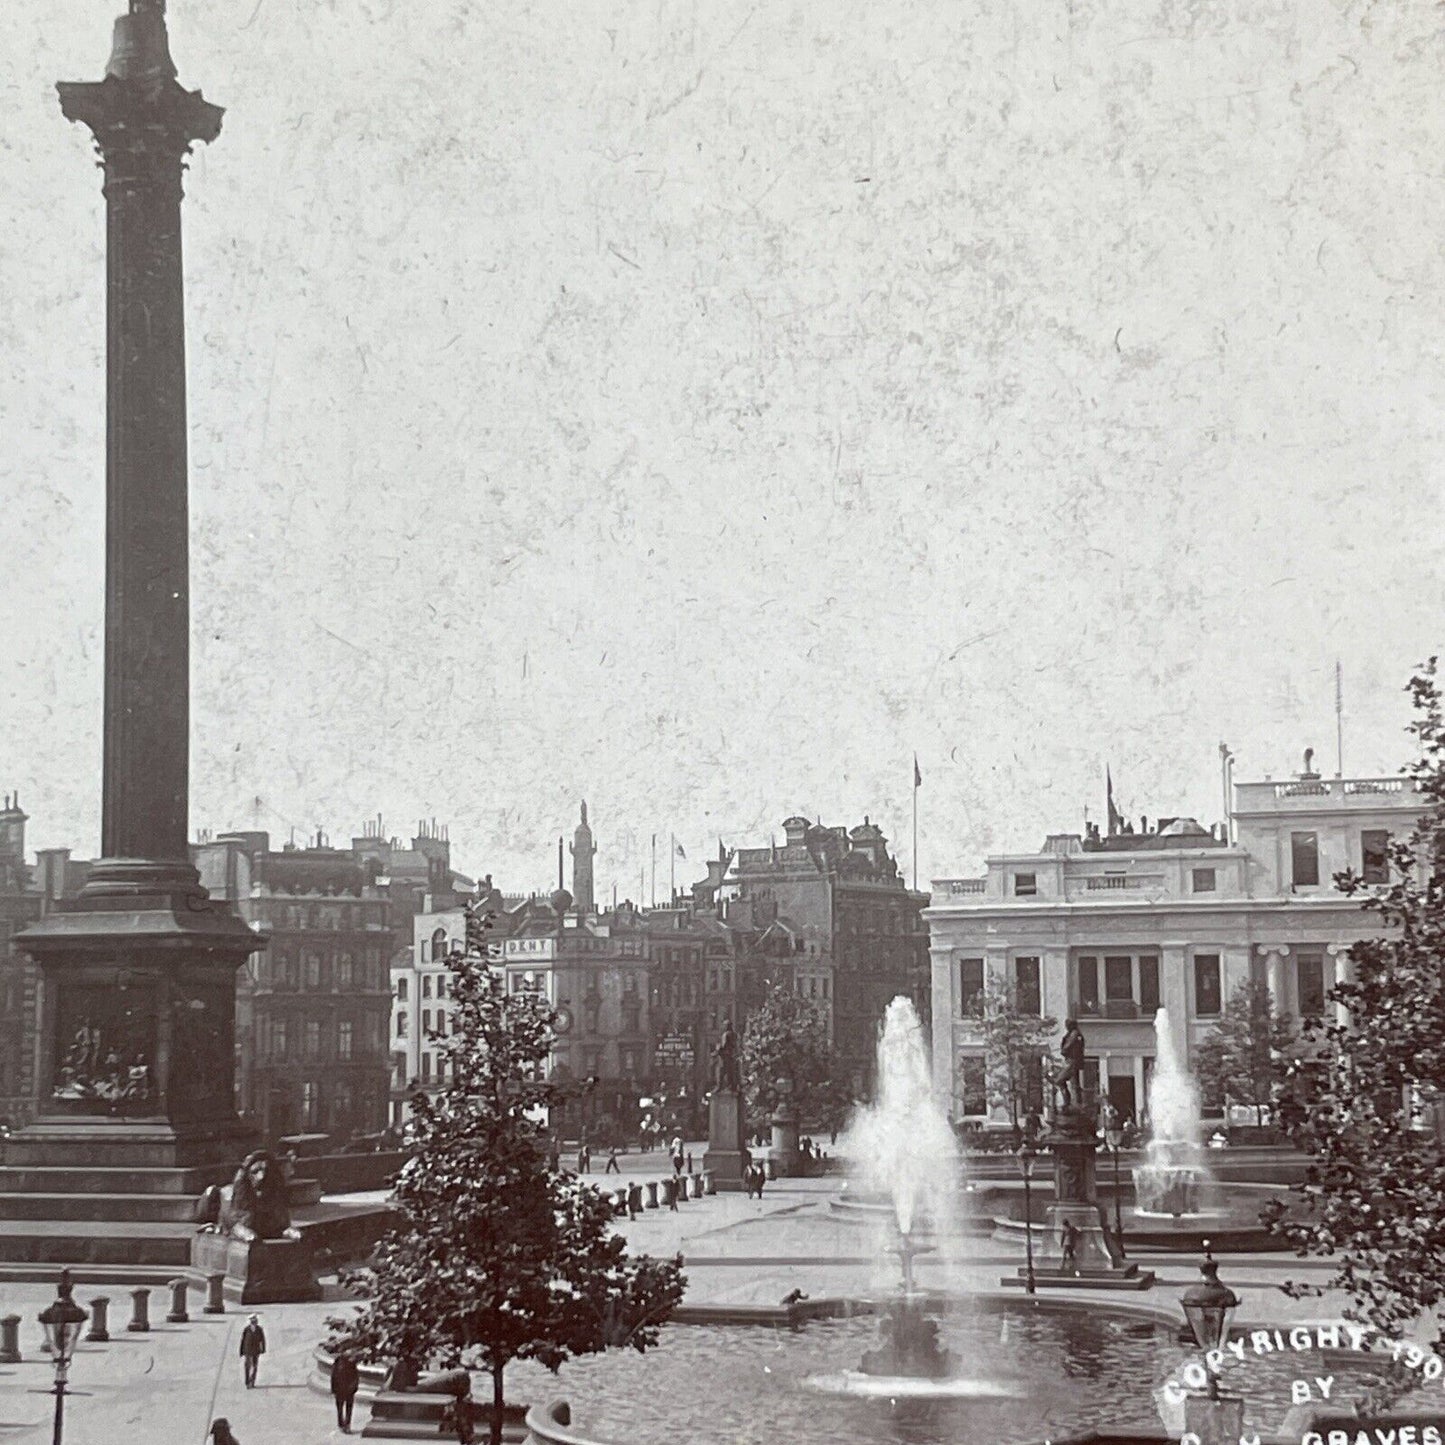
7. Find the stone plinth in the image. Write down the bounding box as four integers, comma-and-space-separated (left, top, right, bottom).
192, 1231, 321, 1305
703, 1090, 747, 1192
770, 1106, 799, 1178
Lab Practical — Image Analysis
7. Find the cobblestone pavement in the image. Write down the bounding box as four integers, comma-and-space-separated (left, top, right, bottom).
0, 1172, 1401, 1445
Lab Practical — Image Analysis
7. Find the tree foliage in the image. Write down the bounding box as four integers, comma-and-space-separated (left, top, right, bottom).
1265, 662, 1445, 1351
1193, 977, 1294, 1125
741, 984, 849, 1131
969, 979, 1056, 1128
327, 944, 684, 1445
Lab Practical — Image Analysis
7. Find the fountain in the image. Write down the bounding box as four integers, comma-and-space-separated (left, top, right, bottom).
814, 997, 1017, 1400
1132, 1007, 1209, 1217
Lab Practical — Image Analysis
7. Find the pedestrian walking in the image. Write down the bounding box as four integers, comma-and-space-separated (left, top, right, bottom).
210, 1420, 241, 1445
447, 1387, 477, 1445
604, 1147, 620, 1174
331, 1350, 361, 1432
239, 1314, 266, 1388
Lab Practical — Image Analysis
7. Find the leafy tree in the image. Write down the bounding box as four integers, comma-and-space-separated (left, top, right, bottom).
969, 979, 1056, 1133
741, 984, 849, 1133
1193, 977, 1294, 1126
328, 948, 685, 1445
1265, 662, 1445, 1351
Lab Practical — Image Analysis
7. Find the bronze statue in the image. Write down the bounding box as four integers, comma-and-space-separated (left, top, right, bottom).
1059, 1219, 1082, 1275
711, 1020, 740, 1092
1051, 1017, 1087, 1108
194, 1151, 301, 1242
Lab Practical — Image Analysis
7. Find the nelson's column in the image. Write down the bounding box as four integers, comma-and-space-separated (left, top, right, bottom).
2, 1, 262, 1266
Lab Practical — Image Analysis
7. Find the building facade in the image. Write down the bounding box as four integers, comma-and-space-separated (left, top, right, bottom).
194, 832, 393, 1143
0, 797, 93, 1127
927, 769, 1427, 1128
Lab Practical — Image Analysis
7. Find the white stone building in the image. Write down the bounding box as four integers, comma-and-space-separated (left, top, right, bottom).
927, 769, 1426, 1128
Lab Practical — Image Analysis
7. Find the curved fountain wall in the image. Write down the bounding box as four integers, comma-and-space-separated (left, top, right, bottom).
1131, 1007, 1209, 1217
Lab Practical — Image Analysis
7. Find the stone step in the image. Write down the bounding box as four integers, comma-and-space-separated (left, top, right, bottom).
0, 1166, 224, 1196
0, 1192, 203, 1224
0, 1220, 193, 1267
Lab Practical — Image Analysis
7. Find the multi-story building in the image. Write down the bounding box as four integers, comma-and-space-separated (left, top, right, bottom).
0, 797, 93, 1126
194, 832, 393, 1143
927, 766, 1428, 1128
696, 815, 929, 1093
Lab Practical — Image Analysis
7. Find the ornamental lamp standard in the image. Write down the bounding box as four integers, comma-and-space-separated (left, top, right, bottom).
1016, 1143, 1037, 1295
1103, 1116, 1127, 1260
39, 1269, 87, 1445
1181, 1241, 1239, 1399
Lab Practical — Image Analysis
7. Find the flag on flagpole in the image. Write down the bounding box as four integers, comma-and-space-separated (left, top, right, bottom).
914, 755, 922, 789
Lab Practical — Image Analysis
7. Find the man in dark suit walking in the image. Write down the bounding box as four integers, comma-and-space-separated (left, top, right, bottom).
331, 1350, 361, 1431
239, 1314, 266, 1388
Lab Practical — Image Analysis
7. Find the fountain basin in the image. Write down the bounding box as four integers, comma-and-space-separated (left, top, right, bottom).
511, 1300, 1396, 1445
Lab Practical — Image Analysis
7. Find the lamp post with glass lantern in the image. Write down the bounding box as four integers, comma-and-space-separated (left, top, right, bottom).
1181, 1241, 1239, 1400
39, 1270, 87, 1445
1016, 1142, 1037, 1295
1104, 1117, 1127, 1259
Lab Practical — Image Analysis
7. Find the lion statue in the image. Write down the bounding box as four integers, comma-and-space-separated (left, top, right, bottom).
194, 1150, 301, 1242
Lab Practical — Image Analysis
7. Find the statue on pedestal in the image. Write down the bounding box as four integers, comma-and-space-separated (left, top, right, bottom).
711, 1021, 740, 1093
1050, 1017, 1087, 1109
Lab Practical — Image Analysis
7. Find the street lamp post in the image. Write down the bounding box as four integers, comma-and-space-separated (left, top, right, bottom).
1016, 1143, 1037, 1295
1181, 1240, 1239, 1400
1104, 1120, 1127, 1260
38, 1270, 87, 1445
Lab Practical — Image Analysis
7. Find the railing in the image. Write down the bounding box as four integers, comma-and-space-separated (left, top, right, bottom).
1074, 999, 1143, 1020
1081, 874, 1164, 891
935, 878, 987, 896
1261, 777, 1419, 800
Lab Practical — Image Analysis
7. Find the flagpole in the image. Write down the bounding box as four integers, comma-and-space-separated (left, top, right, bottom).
650, 834, 656, 909
670, 834, 675, 905
912, 755, 920, 893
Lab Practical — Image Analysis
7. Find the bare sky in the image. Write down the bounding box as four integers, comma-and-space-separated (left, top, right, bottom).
2, 0, 1442, 896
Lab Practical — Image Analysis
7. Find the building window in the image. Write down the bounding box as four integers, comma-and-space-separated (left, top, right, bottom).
422, 1009, 432, 1035
1104, 956, 1133, 1013
396, 1010, 408, 1039
422, 975, 432, 999
305, 1020, 321, 1058
958, 958, 984, 1016
1013, 956, 1041, 1015
1021, 1052, 1045, 1113
396, 976, 408, 1001
1191, 868, 1216, 893
1138, 956, 1159, 1014
421, 1052, 431, 1081
271, 1018, 289, 1059
1362, 830, 1390, 885
336, 954, 354, 990
1076, 957, 1099, 1016
1297, 951, 1325, 1018
432, 927, 448, 962
1194, 954, 1222, 1017
305, 953, 322, 990
436, 975, 447, 999
338, 1020, 353, 1059
1291, 832, 1320, 888
1014, 872, 1037, 897
302, 1081, 319, 1129
958, 1055, 987, 1116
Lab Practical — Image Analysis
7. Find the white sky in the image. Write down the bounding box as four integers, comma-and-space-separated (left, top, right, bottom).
1, 0, 1442, 895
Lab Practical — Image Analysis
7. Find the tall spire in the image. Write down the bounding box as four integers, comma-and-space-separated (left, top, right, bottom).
570, 800, 597, 915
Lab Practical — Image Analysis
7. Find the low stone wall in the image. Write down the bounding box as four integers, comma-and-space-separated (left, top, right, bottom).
307, 1151, 409, 1196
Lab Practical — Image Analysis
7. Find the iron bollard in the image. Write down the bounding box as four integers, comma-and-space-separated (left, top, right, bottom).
645, 1180, 659, 1209
86, 1296, 110, 1342
127, 1287, 151, 1333
703, 1171, 716, 1195
0, 1314, 20, 1363
166, 1278, 189, 1323
204, 1273, 226, 1315
690, 1173, 703, 1199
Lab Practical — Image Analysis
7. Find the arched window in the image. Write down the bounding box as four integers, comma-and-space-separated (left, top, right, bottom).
431, 927, 448, 963
396, 1010, 409, 1039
